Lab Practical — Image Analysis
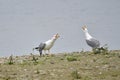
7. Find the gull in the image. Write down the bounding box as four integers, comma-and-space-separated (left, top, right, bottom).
82, 26, 100, 49
34, 33, 60, 56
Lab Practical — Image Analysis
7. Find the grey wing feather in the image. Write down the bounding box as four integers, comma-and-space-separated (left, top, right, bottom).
39, 43, 46, 50
34, 43, 46, 56
86, 38, 100, 48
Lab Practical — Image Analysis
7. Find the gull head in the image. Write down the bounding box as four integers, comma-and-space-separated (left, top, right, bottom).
53, 33, 60, 39
82, 25, 88, 32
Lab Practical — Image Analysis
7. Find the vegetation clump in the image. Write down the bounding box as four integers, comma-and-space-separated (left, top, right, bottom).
71, 70, 81, 79
8, 54, 14, 65
66, 56, 77, 62
92, 44, 109, 54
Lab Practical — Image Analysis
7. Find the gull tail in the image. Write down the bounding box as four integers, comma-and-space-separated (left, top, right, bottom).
33, 47, 39, 51
35, 47, 39, 49
33, 47, 43, 56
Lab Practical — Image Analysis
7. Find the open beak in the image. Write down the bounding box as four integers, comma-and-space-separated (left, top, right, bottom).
55, 33, 60, 38
57, 34, 60, 38
82, 26, 85, 30
82, 26, 87, 30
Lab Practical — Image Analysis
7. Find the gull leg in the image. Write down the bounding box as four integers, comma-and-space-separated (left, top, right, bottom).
48, 50, 50, 54
44, 50, 46, 55
48, 50, 51, 56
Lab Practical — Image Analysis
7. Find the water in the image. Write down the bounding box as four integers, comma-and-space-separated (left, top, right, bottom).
0, 0, 120, 56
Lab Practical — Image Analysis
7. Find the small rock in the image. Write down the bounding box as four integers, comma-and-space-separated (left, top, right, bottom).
24, 69, 27, 71
99, 72, 102, 74
39, 70, 47, 75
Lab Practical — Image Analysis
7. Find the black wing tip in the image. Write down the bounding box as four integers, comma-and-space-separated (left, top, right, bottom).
35, 47, 39, 49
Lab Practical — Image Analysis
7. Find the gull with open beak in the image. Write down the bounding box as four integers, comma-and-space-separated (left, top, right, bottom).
34, 33, 60, 56
82, 26, 100, 49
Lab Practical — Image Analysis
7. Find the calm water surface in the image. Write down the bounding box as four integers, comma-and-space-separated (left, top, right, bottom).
0, 0, 120, 56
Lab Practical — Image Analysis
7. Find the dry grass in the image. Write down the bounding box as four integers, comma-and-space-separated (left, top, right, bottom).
0, 50, 120, 80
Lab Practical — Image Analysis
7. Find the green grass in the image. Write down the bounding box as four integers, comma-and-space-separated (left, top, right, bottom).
71, 70, 81, 79
66, 56, 77, 62
0, 50, 120, 80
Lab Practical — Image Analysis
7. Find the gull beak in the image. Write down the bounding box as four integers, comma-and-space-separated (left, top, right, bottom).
82, 26, 85, 30
57, 33, 60, 38
82, 25, 87, 30
54, 33, 60, 39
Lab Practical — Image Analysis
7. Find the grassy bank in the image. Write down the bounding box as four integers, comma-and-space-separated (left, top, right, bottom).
0, 50, 120, 80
